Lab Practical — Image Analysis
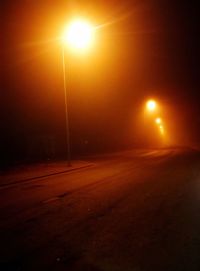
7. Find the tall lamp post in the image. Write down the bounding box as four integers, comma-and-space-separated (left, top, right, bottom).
61, 19, 94, 166
62, 46, 71, 166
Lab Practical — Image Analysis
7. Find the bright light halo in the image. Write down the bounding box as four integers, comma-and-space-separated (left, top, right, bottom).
146, 100, 157, 112
62, 19, 94, 51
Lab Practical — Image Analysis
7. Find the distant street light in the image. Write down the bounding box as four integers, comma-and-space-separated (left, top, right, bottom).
155, 118, 165, 136
155, 117, 162, 124
61, 19, 95, 166
159, 125, 164, 135
146, 99, 157, 112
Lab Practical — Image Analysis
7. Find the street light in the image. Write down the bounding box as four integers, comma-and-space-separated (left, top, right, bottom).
61, 19, 94, 166
159, 125, 164, 135
155, 117, 162, 124
146, 99, 157, 112
62, 19, 94, 51
155, 118, 165, 135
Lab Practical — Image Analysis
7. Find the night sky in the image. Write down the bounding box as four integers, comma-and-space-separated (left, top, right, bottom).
1, 0, 199, 164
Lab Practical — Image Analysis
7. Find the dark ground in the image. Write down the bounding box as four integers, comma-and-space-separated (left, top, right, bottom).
0, 149, 200, 270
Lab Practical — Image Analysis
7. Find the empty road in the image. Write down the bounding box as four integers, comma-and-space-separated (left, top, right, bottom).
1, 149, 200, 271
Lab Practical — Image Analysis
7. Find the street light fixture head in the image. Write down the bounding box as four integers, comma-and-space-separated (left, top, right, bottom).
155, 117, 162, 124
146, 99, 157, 112
62, 19, 94, 51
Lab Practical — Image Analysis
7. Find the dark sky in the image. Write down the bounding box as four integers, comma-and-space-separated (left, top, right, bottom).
1, 0, 200, 160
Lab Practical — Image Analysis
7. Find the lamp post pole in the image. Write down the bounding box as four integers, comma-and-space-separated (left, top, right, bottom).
62, 45, 71, 166
61, 19, 94, 166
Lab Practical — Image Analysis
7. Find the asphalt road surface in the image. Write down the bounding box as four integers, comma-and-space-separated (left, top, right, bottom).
1, 149, 200, 271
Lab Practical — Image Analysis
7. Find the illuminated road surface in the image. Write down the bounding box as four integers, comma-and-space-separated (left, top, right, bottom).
1, 149, 200, 271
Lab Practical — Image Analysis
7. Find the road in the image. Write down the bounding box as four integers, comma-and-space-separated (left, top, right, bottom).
1, 149, 200, 271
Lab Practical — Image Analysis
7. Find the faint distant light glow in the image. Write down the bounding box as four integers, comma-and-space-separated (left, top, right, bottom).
62, 19, 94, 51
159, 125, 164, 135
146, 100, 157, 112
155, 117, 162, 124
